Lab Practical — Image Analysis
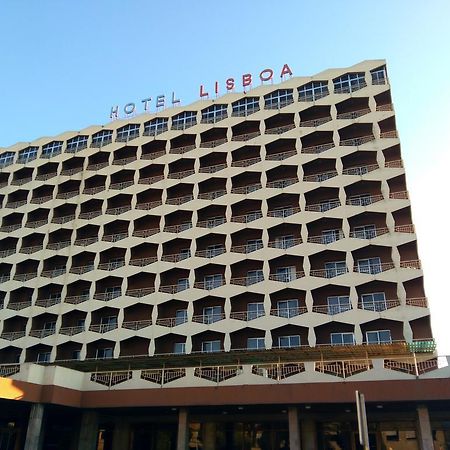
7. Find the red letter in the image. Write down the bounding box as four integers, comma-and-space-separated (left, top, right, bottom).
259, 68, 273, 82
226, 78, 235, 91
280, 64, 293, 78
242, 73, 252, 88
215, 81, 219, 95
199, 85, 209, 98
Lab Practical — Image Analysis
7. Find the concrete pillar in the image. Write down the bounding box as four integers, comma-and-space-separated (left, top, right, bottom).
416, 404, 433, 450
177, 408, 188, 450
288, 407, 301, 450
203, 422, 216, 450
77, 411, 99, 450
24, 403, 45, 450
301, 419, 317, 450
112, 421, 131, 450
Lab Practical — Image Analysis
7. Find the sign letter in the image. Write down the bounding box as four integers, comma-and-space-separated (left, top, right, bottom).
110, 105, 119, 119
259, 68, 274, 83
280, 64, 293, 78
156, 95, 165, 108
242, 73, 252, 88
226, 78, 235, 91
124, 103, 136, 115
172, 92, 181, 106
141, 97, 152, 111
199, 85, 209, 98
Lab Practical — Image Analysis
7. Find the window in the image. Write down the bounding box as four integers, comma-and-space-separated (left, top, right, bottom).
277, 299, 299, 318
116, 124, 140, 142
206, 245, 224, 258
42, 141, 63, 158
100, 316, 118, 332
174, 342, 186, 354
96, 348, 113, 359
37, 352, 51, 363
247, 302, 265, 320
66, 135, 89, 152
72, 350, 81, 360
247, 337, 265, 350
105, 286, 121, 299
173, 309, 188, 326
366, 330, 392, 344
322, 229, 342, 244
361, 292, 387, 311
201, 104, 228, 123
331, 332, 355, 346
278, 335, 301, 348
357, 257, 382, 274
246, 239, 263, 253
371, 66, 387, 85
77, 319, 86, 330
203, 306, 222, 324
43, 321, 56, 331
353, 224, 377, 239
177, 278, 189, 291
298, 81, 329, 101
247, 270, 264, 285
231, 97, 260, 116
18, 146, 38, 163
201, 340, 221, 353
171, 111, 197, 130
0, 152, 15, 167
264, 89, 294, 109
333, 72, 366, 93
319, 199, 339, 212
327, 296, 351, 315
204, 274, 223, 290
91, 130, 113, 147
275, 235, 295, 249
144, 118, 168, 136
348, 194, 372, 206
275, 266, 296, 282
272, 206, 295, 218
325, 261, 347, 278
179, 248, 191, 260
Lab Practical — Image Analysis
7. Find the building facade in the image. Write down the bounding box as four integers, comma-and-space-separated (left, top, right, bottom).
0, 60, 448, 450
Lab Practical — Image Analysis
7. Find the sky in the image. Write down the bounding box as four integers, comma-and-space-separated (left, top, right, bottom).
1, 0, 449, 353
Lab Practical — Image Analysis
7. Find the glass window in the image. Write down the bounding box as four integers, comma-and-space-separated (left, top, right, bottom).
275, 235, 296, 249
116, 123, 140, 141
277, 299, 299, 318
275, 266, 296, 282
43, 321, 56, 331
42, 141, 62, 158
322, 229, 342, 244
105, 286, 121, 299
174, 342, 186, 354
177, 278, 189, 291
66, 135, 89, 152
18, 146, 38, 163
203, 306, 222, 324
264, 89, 294, 109
371, 66, 387, 85
100, 316, 117, 331
247, 337, 265, 350
37, 352, 51, 363
171, 111, 197, 130
348, 194, 372, 206
366, 330, 392, 344
72, 350, 81, 360
325, 261, 347, 278
247, 302, 265, 320
175, 309, 188, 325
333, 72, 366, 94
278, 335, 301, 348
327, 296, 351, 315
319, 199, 339, 212
272, 206, 295, 218
144, 118, 168, 136
357, 257, 382, 274
0, 151, 15, 167
361, 292, 387, 311
91, 130, 113, 147
201, 340, 221, 353
96, 348, 113, 359
330, 332, 355, 346
179, 248, 191, 260
231, 97, 260, 116
204, 274, 223, 290
247, 270, 264, 285
353, 224, 377, 239
201, 104, 228, 123
298, 81, 329, 101
246, 239, 263, 252
206, 244, 224, 258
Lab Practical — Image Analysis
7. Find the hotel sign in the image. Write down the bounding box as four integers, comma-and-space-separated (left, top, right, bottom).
110, 63, 293, 120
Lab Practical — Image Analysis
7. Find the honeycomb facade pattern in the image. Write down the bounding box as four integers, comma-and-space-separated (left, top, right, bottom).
0, 60, 432, 368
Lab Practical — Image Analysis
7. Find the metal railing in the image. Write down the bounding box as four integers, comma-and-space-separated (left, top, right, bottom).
406, 297, 428, 307
159, 284, 190, 294
230, 242, 263, 254
89, 323, 118, 333
122, 320, 152, 330
230, 274, 264, 286
380, 130, 398, 138
342, 163, 379, 175
268, 237, 302, 249
266, 178, 298, 189
231, 211, 263, 223
168, 169, 195, 180
270, 306, 307, 317
6, 200, 27, 209
169, 144, 196, 154
231, 156, 261, 167
25, 220, 47, 228
109, 180, 134, 190
265, 149, 297, 161
79, 210, 102, 220
105, 205, 132, 215
0, 224, 21, 233
200, 138, 228, 148
135, 200, 163, 210
129, 256, 157, 266
303, 170, 338, 182
198, 190, 227, 200
231, 131, 261, 141
385, 159, 403, 168
339, 135, 375, 146
268, 272, 304, 282
353, 261, 395, 274
161, 252, 191, 262
59, 325, 85, 336
199, 163, 227, 173
87, 161, 109, 171
64, 294, 90, 304
166, 195, 194, 205
299, 116, 332, 127
229, 310, 265, 321
41, 268, 66, 278
400, 259, 421, 269
336, 108, 371, 120
357, 299, 400, 311
0, 331, 26, 340
83, 185, 106, 195
349, 227, 389, 239
138, 175, 164, 185
7, 300, 31, 310
29, 328, 56, 338
301, 143, 334, 154
20, 245, 42, 254
267, 206, 301, 218
102, 232, 128, 242
192, 313, 226, 324
35, 297, 61, 307
193, 279, 225, 290
310, 267, 349, 278
376, 103, 393, 111
163, 223, 192, 233
74, 236, 98, 246
307, 231, 345, 244
47, 241, 71, 250
389, 190, 409, 199
132, 228, 160, 237
13, 272, 37, 281
98, 260, 125, 271
231, 184, 262, 194
93, 290, 122, 301
345, 194, 384, 206
52, 214, 75, 224
265, 123, 296, 134
195, 247, 226, 258
112, 155, 137, 165
141, 150, 166, 160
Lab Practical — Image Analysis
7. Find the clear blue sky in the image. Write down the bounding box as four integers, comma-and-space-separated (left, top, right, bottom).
1, 0, 449, 351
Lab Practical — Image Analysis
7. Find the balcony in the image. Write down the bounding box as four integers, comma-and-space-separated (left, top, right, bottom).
122, 319, 152, 330
267, 206, 300, 218
336, 108, 371, 120
310, 266, 348, 278
230, 241, 263, 254
192, 312, 226, 324
307, 230, 344, 244
231, 211, 263, 223
230, 273, 264, 286
231, 131, 261, 142
357, 298, 400, 311
29, 328, 56, 339
125, 287, 155, 298
102, 232, 128, 242
0, 331, 26, 341
161, 251, 191, 263
270, 306, 307, 317
265, 123, 296, 134
303, 170, 338, 182
195, 247, 226, 258
346, 194, 384, 206
268, 271, 304, 282
340, 135, 375, 146
342, 163, 379, 175
89, 323, 118, 333
129, 256, 157, 267
64, 293, 90, 305
59, 325, 85, 336
197, 217, 226, 228
301, 143, 334, 154
231, 183, 262, 195
353, 261, 394, 274
231, 156, 261, 168
98, 260, 125, 271
163, 223, 192, 233
166, 195, 194, 206
197, 190, 227, 201
229, 310, 265, 321
7, 300, 32, 310
199, 163, 227, 174
265, 149, 297, 161
93, 290, 122, 301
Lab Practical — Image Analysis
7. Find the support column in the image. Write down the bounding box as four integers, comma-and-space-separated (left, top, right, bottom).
416, 404, 433, 450
288, 407, 301, 450
77, 411, 99, 450
301, 419, 317, 450
203, 422, 216, 450
112, 421, 131, 450
24, 404, 45, 450
177, 408, 188, 450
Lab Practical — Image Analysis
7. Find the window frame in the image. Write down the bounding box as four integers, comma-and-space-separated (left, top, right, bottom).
330, 332, 355, 346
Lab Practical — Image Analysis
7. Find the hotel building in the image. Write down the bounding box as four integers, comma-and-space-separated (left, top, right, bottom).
0, 60, 448, 450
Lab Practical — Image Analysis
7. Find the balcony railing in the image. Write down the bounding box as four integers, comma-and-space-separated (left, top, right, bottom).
26, 220, 47, 229
230, 274, 264, 286
102, 232, 128, 242
400, 260, 421, 269
61, 167, 83, 176
0, 331, 26, 340
20, 245, 42, 254
52, 214, 75, 224
229, 310, 265, 321
230, 242, 263, 254
380, 130, 398, 139
406, 297, 428, 307
265, 150, 297, 161
312, 304, 352, 315
394, 224, 414, 233
59, 325, 85, 336
56, 191, 79, 200
98, 260, 125, 271
79, 210, 102, 220
7, 300, 32, 310
70, 264, 95, 274
265, 123, 296, 134
267, 206, 301, 218
141, 150, 165, 160
270, 306, 307, 317
155, 317, 187, 327
14, 272, 37, 281
125, 287, 155, 298
336, 108, 371, 120
340, 135, 375, 146
0, 249, 16, 258
231, 211, 263, 223
6, 200, 27, 209
268, 271, 304, 282
105, 205, 132, 215
0, 224, 21, 233
83, 186, 106, 195
353, 261, 395, 274
304, 199, 341, 212
122, 319, 152, 330
385, 159, 403, 168
29, 328, 56, 338
266, 178, 298, 189
87, 161, 109, 171
161, 252, 191, 263
74, 236, 98, 246
200, 138, 228, 148
268, 237, 302, 249
303, 170, 338, 182
159, 284, 189, 294
349, 227, 389, 239
35, 297, 61, 307
231, 131, 261, 141
93, 291, 122, 301
192, 313, 226, 324
112, 155, 137, 165
301, 143, 334, 154
0, 274, 10, 283
169, 144, 196, 155
299, 117, 332, 127
110, 180, 134, 190
163, 223, 193, 233
342, 163, 379, 175
194, 279, 225, 290
376, 103, 393, 111
231, 156, 261, 167
389, 191, 409, 200
64, 294, 90, 304
199, 163, 227, 174
345, 194, 384, 206
195, 247, 226, 258
357, 299, 400, 311
168, 169, 195, 179
166, 195, 194, 205
41, 267, 66, 278
36, 173, 57, 181
310, 267, 349, 278
129, 256, 157, 266
47, 241, 71, 250
89, 323, 118, 333
132, 228, 160, 237
307, 231, 345, 244
11, 177, 32, 186
138, 175, 164, 185
198, 190, 227, 200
